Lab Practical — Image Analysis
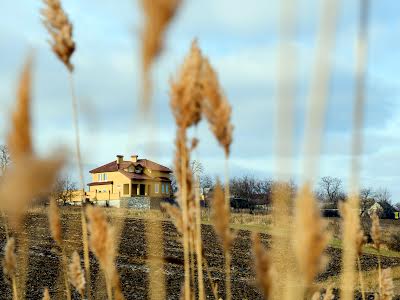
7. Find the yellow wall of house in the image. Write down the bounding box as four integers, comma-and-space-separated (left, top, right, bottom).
90, 171, 130, 196
81, 170, 173, 201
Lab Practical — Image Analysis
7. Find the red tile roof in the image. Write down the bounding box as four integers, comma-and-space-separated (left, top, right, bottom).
119, 170, 153, 180
156, 177, 172, 182
87, 181, 113, 186
89, 158, 172, 174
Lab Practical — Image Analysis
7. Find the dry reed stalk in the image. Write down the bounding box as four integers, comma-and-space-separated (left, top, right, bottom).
176, 130, 192, 300
203, 257, 219, 300
252, 233, 272, 299
357, 257, 366, 300
41, 0, 75, 71
269, 182, 295, 300
311, 292, 320, 300
201, 58, 233, 157
140, 0, 181, 73
371, 212, 381, 250
68, 251, 85, 297
79, 209, 91, 300
371, 211, 382, 292
340, 199, 364, 300
342, 1, 369, 299
323, 286, 334, 300
146, 219, 165, 300
164, 199, 207, 300
43, 288, 51, 300
211, 181, 234, 300
48, 199, 62, 246
380, 268, 393, 300
273, 3, 298, 297
3, 237, 18, 300
48, 199, 71, 300
275, 0, 297, 176
6, 57, 33, 159
86, 206, 123, 300
211, 182, 233, 260
41, 2, 90, 297
355, 224, 366, 300
194, 175, 205, 300
170, 43, 204, 300
302, 0, 339, 181
162, 203, 183, 235
140, 0, 181, 108
293, 185, 330, 288
350, 0, 369, 194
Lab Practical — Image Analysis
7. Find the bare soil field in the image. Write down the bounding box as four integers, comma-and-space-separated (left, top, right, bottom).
0, 210, 399, 299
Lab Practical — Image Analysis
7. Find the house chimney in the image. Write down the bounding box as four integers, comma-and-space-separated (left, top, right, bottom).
131, 154, 138, 163
116, 155, 123, 165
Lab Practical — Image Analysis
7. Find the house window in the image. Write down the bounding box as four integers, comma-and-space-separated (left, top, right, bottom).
98, 174, 101, 181
104, 173, 108, 181
155, 183, 159, 194
123, 184, 129, 195
161, 184, 165, 194
166, 184, 169, 194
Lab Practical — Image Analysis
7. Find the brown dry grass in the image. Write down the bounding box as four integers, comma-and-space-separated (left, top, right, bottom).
0, 0, 387, 299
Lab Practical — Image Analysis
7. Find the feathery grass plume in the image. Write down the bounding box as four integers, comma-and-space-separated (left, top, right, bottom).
48, 198, 62, 246
7, 57, 33, 159
371, 211, 381, 250
201, 58, 233, 156
211, 181, 234, 250
293, 184, 330, 286
68, 251, 85, 296
252, 232, 272, 299
41, 0, 75, 71
380, 268, 394, 300
0, 155, 64, 229
43, 288, 51, 300
86, 206, 119, 299
140, 0, 181, 75
170, 40, 204, 130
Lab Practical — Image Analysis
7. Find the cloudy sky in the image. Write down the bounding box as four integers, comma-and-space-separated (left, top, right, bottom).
1, 1, 400, 200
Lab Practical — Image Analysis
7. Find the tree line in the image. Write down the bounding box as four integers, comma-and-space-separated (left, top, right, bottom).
2, 146, 397, 212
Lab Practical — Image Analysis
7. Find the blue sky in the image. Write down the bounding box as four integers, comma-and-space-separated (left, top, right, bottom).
1, 1, 400, 200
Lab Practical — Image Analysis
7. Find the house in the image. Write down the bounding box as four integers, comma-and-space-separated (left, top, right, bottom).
72, 154, 173, 208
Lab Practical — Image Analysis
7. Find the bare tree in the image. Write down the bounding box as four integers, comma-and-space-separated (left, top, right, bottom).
190, 159, 204, 178
318, 176, 345, 206
51, 176, 78, 205
374, 188, 391, 204
170, 174, 178, 195
199, 174, 213, 190
0, 145, 11, 174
